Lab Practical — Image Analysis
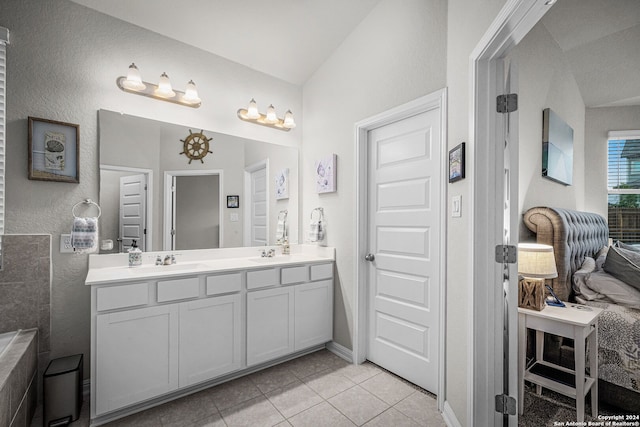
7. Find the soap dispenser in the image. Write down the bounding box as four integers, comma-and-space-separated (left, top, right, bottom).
128, 240, 142, 267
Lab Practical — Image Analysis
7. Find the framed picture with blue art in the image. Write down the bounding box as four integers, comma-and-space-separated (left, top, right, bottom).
449, 142, 465, 183
275, 168, 289, 200
542, 108, 573, 186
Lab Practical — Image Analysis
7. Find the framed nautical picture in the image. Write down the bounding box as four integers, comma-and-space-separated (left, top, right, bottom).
275, 168, 289, 200
28, 117, 80, 183
315, 154, 337, 193
449, 142, 465, 183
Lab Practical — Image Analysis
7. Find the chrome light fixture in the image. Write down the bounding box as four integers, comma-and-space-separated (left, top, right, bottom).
116, 63, 201, 108
237, 99, 296, 131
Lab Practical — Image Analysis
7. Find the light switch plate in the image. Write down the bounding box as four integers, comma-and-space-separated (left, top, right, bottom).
452, 195, 462, 218
60, 234, 74, 253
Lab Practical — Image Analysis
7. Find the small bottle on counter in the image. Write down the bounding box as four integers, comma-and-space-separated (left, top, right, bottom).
282, 238, 290, 255
128, 240, 142, 267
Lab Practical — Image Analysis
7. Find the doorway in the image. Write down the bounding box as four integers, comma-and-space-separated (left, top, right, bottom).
470, 1, 556, 425
163, 170, 224, 250
354, 89, 447, 408
244, 160, 269, 247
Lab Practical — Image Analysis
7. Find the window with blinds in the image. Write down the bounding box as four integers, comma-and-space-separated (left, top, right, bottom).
608, 133, 640, 243
0, 28, 7, 268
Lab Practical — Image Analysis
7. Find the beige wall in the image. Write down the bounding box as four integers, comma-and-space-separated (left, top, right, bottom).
514, 21, 586, 239
585, 106, 640, 219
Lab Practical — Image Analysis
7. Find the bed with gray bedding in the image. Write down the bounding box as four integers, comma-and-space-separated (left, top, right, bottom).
523, 207, 640, 412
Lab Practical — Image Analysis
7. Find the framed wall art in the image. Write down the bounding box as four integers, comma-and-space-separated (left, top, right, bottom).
315, 154, 337, 193
275, 168, 289, 200
28, 116, 80, 183
449, 142, 465, 183
227, 195, 239, 208
542, 108, 573, 186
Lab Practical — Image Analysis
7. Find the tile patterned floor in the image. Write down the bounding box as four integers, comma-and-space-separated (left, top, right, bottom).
31, 350, 446, 427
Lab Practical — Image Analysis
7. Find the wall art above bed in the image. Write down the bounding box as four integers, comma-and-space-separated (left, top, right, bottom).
542, 108, 573, 186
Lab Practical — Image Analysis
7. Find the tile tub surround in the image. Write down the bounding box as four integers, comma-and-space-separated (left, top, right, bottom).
0, 329, 38, 427
31, 349, 446, 426
0, 234, 51, 354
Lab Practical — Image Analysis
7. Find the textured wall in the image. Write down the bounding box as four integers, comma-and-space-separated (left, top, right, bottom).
0, 0, 301, 378
515, 21, 586, 239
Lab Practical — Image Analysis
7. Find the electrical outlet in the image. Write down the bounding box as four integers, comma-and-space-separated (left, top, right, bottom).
60, 234, 74, 253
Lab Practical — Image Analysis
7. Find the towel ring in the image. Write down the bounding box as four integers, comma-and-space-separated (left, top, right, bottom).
72, 198, 102, 219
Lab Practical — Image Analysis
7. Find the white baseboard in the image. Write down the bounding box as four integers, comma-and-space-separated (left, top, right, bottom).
325, 341, 353, 363
442, 401, 463, 427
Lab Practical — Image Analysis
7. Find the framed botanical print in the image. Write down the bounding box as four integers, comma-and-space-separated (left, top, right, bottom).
28, 116, 80, 183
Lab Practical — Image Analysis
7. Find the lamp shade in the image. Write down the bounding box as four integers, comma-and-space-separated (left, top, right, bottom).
517, 243, 558, 279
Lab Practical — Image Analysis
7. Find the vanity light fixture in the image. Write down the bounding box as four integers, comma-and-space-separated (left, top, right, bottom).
116, 63, 201, 108
237, 99, 296, 131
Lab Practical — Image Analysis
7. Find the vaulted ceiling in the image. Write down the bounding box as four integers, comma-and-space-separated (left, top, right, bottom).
71, 0, 640, 107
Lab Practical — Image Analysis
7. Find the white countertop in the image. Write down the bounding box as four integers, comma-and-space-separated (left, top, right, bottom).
85, 244, 335, 285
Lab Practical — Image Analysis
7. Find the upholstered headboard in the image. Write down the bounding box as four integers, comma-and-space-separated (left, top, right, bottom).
523, 207, 609, 301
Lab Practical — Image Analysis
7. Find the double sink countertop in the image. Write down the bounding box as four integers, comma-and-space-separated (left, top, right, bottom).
85, 244, 335, 285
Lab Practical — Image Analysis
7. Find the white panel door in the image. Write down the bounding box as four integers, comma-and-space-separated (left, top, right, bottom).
250, 167, 268, 246
367, 109, 441, 393
179, 294, 242, 387
294, 280, 333, 350
120, 174, 146, 251
247, 286, 294, 366
95, 305, 179, 415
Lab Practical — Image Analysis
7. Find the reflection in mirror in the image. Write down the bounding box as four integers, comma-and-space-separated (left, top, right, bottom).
98, 110, 299, 253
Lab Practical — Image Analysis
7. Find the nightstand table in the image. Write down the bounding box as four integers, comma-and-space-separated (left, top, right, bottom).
518, 303, 603, 422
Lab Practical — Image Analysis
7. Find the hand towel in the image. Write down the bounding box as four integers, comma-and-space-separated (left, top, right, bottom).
71, 216, 99, 254
309, 208, 325, 243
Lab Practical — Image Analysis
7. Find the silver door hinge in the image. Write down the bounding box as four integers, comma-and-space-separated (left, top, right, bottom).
495, 245, 517, 264
171, 229, 176, 236
497, 94, 518, 113
495, 394, 516, 415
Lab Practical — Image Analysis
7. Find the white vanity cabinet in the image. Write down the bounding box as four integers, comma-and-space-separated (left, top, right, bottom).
247, 286, 295, 365
179, 293, 242, 387
247, 264, 334, 366
88, 250, 334, 425
95, 304, 179, 415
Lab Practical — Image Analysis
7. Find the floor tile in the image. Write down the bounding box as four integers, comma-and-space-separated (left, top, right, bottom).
332, 362, 383, 384
184, 412, 227, 427
249, 364, 299, 394
207, 376, 262, 412
158, 390, 218, 426
328, 385, 389, 426
266, 379, 323, 418
288, 401, 356, 427
302, 368, 356, 399
363, 407, 420, 426
220, 395, 285, 427
103, 407, 165, 427
286, 351, 333, 379
394, 391, 444, 426
360, 372, 416, 405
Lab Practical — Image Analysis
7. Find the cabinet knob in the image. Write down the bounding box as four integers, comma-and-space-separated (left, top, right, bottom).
365, 253, 375, 262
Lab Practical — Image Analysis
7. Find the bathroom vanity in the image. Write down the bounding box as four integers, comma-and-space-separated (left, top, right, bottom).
85, 245, 334, 425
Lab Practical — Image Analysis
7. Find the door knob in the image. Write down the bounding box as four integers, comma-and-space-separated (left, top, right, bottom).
365, 253, 375, 262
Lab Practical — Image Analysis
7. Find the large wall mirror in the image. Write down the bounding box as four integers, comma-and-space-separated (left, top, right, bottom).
98, 109, 299, 253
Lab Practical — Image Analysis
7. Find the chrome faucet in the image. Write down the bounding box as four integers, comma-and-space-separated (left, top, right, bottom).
155, 255, 163, 266
163, 255, 173, 265
260, 247, 276, 258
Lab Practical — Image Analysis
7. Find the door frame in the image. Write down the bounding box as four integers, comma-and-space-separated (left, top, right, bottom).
354, 89, 448, 410
243, 159, 270, 247
469, 0, 554, 424
163, 169, 224, 250
100, 164, 153, 252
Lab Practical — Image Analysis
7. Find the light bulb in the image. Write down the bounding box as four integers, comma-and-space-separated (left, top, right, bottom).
155, 72, 176, 98
122, 63, 146, 91
182, 80, 201, 104
265, 104, 278, 123
283, 110, 296, 129
247, 98, 260, 119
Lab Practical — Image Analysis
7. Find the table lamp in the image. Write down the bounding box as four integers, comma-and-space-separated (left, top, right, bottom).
517, 243, 558, 310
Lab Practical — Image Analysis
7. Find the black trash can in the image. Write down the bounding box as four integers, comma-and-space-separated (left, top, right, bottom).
43, 354, 83, 427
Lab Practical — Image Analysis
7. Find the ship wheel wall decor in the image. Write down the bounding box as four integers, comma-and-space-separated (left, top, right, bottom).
180, 129, 213, 164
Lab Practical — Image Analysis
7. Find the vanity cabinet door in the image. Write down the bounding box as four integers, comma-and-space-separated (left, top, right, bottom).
247, 287, 294, 366
294, 280, 333, 350
95, 305, 179, 415
179, 294, 242, 387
